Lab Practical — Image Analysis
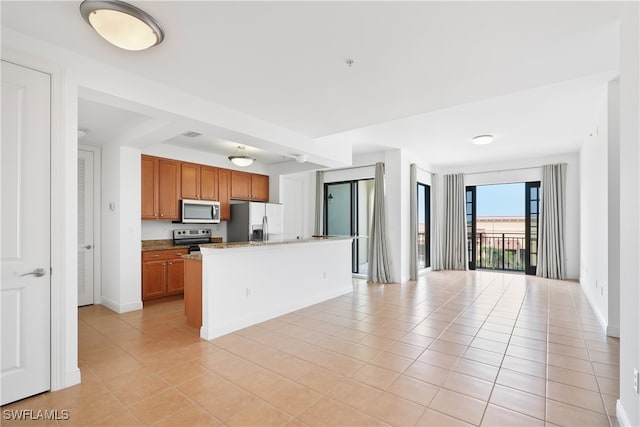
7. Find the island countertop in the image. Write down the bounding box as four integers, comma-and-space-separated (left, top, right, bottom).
199, 236, 352, 250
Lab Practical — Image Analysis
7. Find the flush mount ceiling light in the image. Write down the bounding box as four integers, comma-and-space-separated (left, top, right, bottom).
228, 145, 256, 167
79, 0, 164, 51
471, 134, 494, 145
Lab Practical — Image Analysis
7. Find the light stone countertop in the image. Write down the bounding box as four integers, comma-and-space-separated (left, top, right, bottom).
199, 236, 352, 250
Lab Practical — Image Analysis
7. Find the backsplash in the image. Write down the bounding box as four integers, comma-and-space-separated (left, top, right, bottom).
141, 221, 227, 241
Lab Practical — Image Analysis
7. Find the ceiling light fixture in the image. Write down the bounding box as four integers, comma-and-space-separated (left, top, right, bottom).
79, 0, 164, 51
78, 128, 88, 138
471, 134, 494, 145
228, 145, 256, 167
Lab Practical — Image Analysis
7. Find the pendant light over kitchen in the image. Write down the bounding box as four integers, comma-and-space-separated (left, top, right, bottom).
79, 0, 164, 51
228, 146, 256, 167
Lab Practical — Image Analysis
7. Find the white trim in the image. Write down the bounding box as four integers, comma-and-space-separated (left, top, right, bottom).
2, 48, 80, 392
607, 325, 621, 338
580, 277, 609, 335
100, 296, 143, 314
79, 144, 102, 305
617, 399, 631, 427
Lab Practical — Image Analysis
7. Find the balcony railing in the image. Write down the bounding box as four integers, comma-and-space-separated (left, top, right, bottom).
470, 232, 526, 272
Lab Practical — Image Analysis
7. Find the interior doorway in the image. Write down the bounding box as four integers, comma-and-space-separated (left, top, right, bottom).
324, 179, 374, 275
78, 145, 101, 306
466, 182, 540, 274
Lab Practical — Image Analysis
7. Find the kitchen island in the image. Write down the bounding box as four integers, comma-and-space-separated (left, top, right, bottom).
195, 237, 353, 340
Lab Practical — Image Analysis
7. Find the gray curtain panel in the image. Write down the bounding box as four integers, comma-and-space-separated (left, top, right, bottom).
442, 173, 468, 270
409, 164, 418, 280
368, 162, 392, 283
537, 163, 567, 279
314, 170, 324, 236
431, 174, 444, 271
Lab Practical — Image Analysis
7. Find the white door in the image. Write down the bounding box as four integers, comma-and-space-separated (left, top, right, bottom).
1, 61, 51, 405
78, 149, 94, 306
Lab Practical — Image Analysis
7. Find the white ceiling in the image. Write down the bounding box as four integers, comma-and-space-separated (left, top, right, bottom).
2, 1, 624, 168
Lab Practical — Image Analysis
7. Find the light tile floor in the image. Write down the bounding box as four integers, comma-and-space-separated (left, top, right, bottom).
2, 271, 620, 426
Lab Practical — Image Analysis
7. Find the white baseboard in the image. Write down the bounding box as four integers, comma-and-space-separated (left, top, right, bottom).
51, 368, 81, 391
617, 399, 631, 426
607, 325, 621, 338
100, 297, 143, 314
579, 278, 608, 335
65, 368, 81, 388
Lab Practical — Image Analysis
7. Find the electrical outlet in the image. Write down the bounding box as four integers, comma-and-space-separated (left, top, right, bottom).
634, 368, 638, 393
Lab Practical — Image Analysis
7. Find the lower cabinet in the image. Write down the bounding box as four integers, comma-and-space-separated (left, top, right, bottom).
142, 249, 186, 301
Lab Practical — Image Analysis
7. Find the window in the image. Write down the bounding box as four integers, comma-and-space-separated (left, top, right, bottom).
324, 179, 374, 274
417, 183, 430, 269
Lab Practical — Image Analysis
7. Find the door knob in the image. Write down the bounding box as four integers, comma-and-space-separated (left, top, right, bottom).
82, 244, 92, 249
20, 268, 46, 277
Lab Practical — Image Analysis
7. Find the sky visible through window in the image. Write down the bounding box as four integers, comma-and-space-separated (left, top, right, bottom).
476, 183, 525, 217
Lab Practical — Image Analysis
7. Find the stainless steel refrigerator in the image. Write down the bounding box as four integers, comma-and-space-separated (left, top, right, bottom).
227, 202, 284, 242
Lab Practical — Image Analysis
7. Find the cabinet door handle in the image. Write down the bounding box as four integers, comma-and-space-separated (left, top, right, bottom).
160, 213, 164, 217
152, 254, 160, 258
169, 262, 173, 265
162, 263, 166, 266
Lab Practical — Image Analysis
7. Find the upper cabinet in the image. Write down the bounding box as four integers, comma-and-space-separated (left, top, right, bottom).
251, 174, 269, 202
141, 155, 181, 220
142, 155, 268, 220
141, 155, 157, 219
230, 171, 251, 199
231, 171, 269, 202
218, 169, 231, 221
181, 163, 218, 201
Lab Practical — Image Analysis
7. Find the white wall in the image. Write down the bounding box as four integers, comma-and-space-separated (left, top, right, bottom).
100, 144, 121, 305
617, 3, 640, 425
119, 147, 142, 312
579, 84, 609, 333
100, 145, 143, 313
439, 152, 581, 279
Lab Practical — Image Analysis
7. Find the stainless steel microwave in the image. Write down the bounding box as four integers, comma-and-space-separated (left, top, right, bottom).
181, 199, 220, 223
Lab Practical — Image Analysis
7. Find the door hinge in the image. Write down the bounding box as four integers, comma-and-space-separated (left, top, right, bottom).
50, 267, 53, 276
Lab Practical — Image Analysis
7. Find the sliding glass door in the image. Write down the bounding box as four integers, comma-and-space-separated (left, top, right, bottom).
466, 182, 539, 275
325, 179, 374, 274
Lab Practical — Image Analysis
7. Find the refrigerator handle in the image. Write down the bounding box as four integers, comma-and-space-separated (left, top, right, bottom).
263, 215, 269, 241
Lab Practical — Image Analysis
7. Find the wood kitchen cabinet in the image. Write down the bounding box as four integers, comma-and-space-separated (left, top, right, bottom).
141, 155, 157, 219
184, 258, 202, 329
231, 171, 251, 199
251, 174, 269, 201
231, 171, 269, 201
181, 163, 218, 201
218, 169, 231, 221
142, 249, 187, 301
141, 155, 181, 220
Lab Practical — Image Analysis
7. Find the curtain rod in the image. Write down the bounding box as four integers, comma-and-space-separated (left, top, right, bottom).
413, 164, 436, 175
460, 162, 567, 176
